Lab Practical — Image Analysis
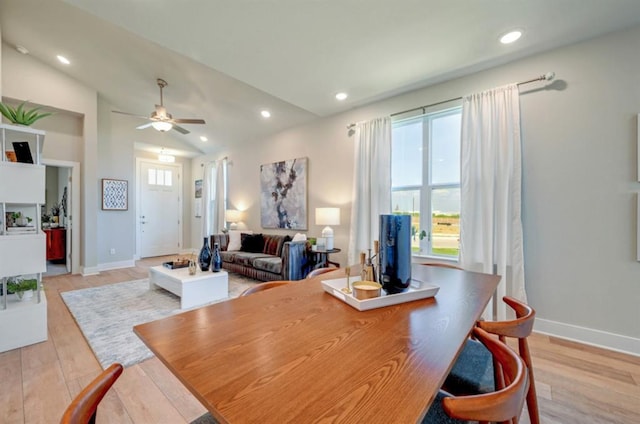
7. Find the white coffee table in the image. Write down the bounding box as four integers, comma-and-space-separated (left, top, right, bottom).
148, 265, 229, 309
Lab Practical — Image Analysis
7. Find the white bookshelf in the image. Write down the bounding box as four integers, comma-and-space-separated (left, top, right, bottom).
0, 123, 47, 353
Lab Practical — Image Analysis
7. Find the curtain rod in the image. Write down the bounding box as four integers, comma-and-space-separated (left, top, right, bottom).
200, 156, 228, 167
347, 71, 555, 128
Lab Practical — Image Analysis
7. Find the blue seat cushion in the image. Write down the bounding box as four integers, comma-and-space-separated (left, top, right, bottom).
422, 391, 475, 423
445, 338, 494, 394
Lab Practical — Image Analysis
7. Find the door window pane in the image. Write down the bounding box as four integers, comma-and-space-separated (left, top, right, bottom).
148, 169, 156, 185
164, 170, 172, 186
157, 169, 165, 186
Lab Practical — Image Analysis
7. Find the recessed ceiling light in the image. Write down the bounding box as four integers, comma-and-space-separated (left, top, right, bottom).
200, 136, 208, 142
500, 30, 522, 44
261, 110, 271, 118
16, 45, 29, 55
335, 92, 348, 101
57, 55, 71, 65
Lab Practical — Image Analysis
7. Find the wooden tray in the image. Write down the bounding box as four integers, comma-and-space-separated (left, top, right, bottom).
162, 261, 190, 270
320, 278, 439, 311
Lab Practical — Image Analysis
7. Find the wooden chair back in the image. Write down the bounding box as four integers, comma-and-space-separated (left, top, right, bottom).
240, 281, 292, 297
477, 296, 539, 424
60, 363, 123, 424
306, 267, 338, 279
443, 327, 529, 423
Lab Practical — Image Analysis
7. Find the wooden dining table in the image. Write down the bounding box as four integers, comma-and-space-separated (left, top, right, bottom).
134, 264, 500, 424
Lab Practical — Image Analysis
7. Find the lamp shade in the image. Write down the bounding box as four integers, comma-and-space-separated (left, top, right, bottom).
225, 209, 243, 223
315, 207, 340, 226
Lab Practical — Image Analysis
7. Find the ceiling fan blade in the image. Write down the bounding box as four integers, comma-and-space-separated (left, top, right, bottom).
172, 118, 206, 125
136, 122, 155, 130
112, 110, 151, 120
172, 124, 190, 134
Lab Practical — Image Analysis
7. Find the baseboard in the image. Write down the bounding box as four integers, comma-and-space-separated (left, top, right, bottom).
81, 266, 100, 276
97, 259, 136, 272
535, 318, 640, 357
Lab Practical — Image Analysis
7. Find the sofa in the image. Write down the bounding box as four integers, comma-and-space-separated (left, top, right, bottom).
210, 232, 309, 281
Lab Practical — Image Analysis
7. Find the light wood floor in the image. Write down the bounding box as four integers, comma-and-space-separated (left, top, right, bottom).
1, 257, 639, 423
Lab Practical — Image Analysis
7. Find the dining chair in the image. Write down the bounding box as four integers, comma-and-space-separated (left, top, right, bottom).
306, 266, 338, 278
444, 296, 539, 424
60, 363, 123, 424
239, 280, 292, 296
423, 327, 529, 424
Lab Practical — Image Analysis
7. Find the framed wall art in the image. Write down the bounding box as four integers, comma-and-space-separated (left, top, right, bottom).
260, 157, 308, 229
102, 178, 128, 211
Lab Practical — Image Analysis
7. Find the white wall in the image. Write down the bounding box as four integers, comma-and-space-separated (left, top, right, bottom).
193, 25, 640, 354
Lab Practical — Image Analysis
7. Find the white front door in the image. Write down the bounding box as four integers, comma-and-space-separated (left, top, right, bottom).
139, 160, 181, 258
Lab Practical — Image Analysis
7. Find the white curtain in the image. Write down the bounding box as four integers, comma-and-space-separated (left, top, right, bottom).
459, 84, 527, 321
348, 117, 392, 265
202, 158, 227, 240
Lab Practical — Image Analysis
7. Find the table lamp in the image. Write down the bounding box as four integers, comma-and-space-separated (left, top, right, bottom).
225, 209, 243, 230
315, 207, 340, 250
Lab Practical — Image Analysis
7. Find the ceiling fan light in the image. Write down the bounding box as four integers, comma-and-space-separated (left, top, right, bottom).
151, 121, 173, 132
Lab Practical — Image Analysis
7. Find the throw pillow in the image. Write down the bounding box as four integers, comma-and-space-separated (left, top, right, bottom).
263, 235, 284, 256
227, 230, 252, 251
241, 233, 264, 253
292, 233, 306, 242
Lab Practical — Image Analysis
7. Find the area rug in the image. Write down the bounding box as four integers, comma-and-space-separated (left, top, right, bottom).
61, 273, 258, 369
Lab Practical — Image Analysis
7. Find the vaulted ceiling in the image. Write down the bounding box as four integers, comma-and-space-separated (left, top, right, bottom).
2, 0, 640, 156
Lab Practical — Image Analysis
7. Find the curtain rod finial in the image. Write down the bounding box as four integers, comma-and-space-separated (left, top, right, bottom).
544, 72, 555, 81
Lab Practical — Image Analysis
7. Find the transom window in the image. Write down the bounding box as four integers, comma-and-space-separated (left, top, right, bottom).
148, 168, 173, 186
391, 107, 461, 257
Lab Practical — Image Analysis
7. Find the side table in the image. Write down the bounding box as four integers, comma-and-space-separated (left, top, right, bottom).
311, 247, 341, 269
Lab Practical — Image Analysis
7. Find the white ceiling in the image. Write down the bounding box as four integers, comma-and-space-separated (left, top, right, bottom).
2, 0, 640, 155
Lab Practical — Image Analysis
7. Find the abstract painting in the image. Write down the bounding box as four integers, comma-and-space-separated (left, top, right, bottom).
260, 157, 307, 229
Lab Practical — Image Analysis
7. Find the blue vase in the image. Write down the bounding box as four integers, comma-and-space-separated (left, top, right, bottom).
379, 214, 412, 294
199, 237, 212, 271
212, 242, 222, 272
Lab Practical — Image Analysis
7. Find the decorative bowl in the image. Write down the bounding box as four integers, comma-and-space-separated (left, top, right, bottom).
352, 281, 382, 300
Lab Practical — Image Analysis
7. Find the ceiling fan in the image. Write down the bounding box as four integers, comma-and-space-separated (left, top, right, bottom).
112, 78, 205, 134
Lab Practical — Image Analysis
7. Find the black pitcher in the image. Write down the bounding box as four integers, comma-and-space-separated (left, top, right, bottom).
199, 237, 212, 271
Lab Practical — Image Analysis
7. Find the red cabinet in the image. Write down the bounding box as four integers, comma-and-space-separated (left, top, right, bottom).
44, 228, 66, 261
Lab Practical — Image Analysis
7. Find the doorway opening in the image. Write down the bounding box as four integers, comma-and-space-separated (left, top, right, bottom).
42, 159, 80, 275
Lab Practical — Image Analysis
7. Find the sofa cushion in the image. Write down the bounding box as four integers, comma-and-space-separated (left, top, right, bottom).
219, 250, 236, 263
232, 251, 270, 267
241, 233, 264, 253
252, 256, 283, 274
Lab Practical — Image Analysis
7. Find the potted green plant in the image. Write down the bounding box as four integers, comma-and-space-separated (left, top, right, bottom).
7, 277, 38, 301
0, 100, 52, 126
50, 203, 61, 224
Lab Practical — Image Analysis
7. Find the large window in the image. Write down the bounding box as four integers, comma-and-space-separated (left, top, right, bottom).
391, 107, 461, 257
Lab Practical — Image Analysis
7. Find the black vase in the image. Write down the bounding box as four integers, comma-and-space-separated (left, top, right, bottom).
199, 237, 212, 271
379, 214, 412, 294
212, 242, 222, 272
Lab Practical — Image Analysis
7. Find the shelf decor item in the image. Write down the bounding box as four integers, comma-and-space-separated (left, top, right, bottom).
379, 214, 412, 294
101, 179, 128, 211
0, 100, 52, 126
199, 237, 212, 271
